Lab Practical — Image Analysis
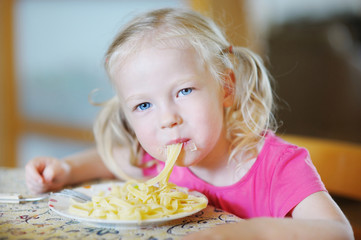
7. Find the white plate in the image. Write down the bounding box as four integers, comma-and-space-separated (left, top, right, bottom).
48, 182, 208, 228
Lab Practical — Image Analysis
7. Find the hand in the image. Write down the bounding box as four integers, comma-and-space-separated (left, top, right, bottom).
25, 156, 71, 194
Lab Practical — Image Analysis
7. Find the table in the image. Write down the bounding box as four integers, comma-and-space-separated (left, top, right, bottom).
0, 167, 241, 239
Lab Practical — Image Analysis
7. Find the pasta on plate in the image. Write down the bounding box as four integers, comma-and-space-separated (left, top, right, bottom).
68, 143, 208, 221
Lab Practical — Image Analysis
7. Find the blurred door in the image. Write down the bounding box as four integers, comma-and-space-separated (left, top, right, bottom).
0, 0, 17, 167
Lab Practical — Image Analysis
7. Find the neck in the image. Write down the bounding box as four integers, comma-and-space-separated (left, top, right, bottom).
189, 135, 265, 187
189, 128, 236, 186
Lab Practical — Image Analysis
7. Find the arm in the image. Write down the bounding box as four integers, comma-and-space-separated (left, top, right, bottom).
25, 146, 147, 193
183, 192, 354, 240
65, 146, 148, 183
63, 148, 115, 185
25, 148, 114, 194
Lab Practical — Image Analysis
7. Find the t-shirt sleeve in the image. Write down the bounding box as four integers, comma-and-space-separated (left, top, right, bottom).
269, 146, 327, 217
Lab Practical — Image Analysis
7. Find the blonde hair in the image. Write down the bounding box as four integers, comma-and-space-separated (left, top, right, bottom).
94, 8, 276, 180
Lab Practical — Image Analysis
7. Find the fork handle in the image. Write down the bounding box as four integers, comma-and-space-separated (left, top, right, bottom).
0, 193, 20, 203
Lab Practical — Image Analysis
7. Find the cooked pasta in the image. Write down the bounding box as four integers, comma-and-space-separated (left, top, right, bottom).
68, 143, 208, 221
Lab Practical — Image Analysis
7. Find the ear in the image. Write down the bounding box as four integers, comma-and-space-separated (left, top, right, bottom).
222, 68, 235, 107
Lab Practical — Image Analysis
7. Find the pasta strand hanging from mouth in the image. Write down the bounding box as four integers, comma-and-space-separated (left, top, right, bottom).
145, 143, 182, 187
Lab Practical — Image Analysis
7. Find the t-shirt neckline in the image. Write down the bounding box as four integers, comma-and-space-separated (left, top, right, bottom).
183, 132, 272, 191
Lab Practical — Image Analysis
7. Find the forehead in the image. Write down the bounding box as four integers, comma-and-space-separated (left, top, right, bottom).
112, 44, 219, 103
130, 45, 199, 71
108, 32, 204, 76
114, 43, 204, 82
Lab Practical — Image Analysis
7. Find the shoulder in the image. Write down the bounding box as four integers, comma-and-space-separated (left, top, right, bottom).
261, 131, 310, 164
259, 132, 322, 189
258, 132, 326, 217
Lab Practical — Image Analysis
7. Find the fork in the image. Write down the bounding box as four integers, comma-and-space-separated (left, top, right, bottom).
53, 189, 92, 202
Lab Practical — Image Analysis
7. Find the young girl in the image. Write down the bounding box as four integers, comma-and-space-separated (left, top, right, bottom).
25, 8, 353, 240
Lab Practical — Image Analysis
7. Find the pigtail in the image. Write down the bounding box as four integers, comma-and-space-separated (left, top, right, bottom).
93, 96, 140, 180
224, 46, 276, 162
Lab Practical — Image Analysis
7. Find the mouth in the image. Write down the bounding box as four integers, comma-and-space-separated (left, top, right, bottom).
167, 138, 189, 145
166, 138, 197, 152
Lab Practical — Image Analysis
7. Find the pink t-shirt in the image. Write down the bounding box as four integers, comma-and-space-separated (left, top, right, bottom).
143, 132, 326, 218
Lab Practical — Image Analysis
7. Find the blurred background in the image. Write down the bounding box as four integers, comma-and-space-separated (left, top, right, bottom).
0, 0, 361, 237
0, 0, 360, 168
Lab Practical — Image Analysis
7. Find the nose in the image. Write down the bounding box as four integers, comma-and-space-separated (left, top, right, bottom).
159, 107, 182, 129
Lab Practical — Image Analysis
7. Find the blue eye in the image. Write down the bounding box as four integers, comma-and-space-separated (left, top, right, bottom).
136, 102, 152, 111
178, 88, 193, 97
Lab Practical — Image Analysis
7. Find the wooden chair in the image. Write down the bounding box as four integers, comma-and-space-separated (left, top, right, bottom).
282, 134, 361, 239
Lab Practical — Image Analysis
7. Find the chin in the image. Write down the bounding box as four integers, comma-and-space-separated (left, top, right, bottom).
174, 151, 198, 167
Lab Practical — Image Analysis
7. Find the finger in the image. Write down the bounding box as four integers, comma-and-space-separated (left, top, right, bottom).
28, 177, 63, 194
25, 172, 45, 190
25, 163, 44, 184
26, 179, 47, 194
43, 166, 55, 183
26, 169, 51, 193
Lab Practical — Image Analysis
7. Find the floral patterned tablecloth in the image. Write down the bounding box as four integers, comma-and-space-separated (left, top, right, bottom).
0, 167, 241, 240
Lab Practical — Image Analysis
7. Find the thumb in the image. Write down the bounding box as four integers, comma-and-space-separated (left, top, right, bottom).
43, 167, 55, 183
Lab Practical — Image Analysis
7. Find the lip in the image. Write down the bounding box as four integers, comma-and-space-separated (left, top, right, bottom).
166, 138, 190, 146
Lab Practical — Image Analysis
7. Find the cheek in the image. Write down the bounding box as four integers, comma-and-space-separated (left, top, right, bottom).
192, 96, 224, 126
189, 99, 225, 139
132, 121, 153, 144
201, 112, 224, 140
129, 117, 162, 157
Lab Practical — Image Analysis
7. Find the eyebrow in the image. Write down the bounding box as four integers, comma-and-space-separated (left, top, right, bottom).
124, 95, 146, 105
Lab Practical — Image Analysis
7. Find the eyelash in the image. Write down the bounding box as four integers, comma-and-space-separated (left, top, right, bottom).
134, 87, 194, 111
177, 87, 193, 97
136, 102, 152, 111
